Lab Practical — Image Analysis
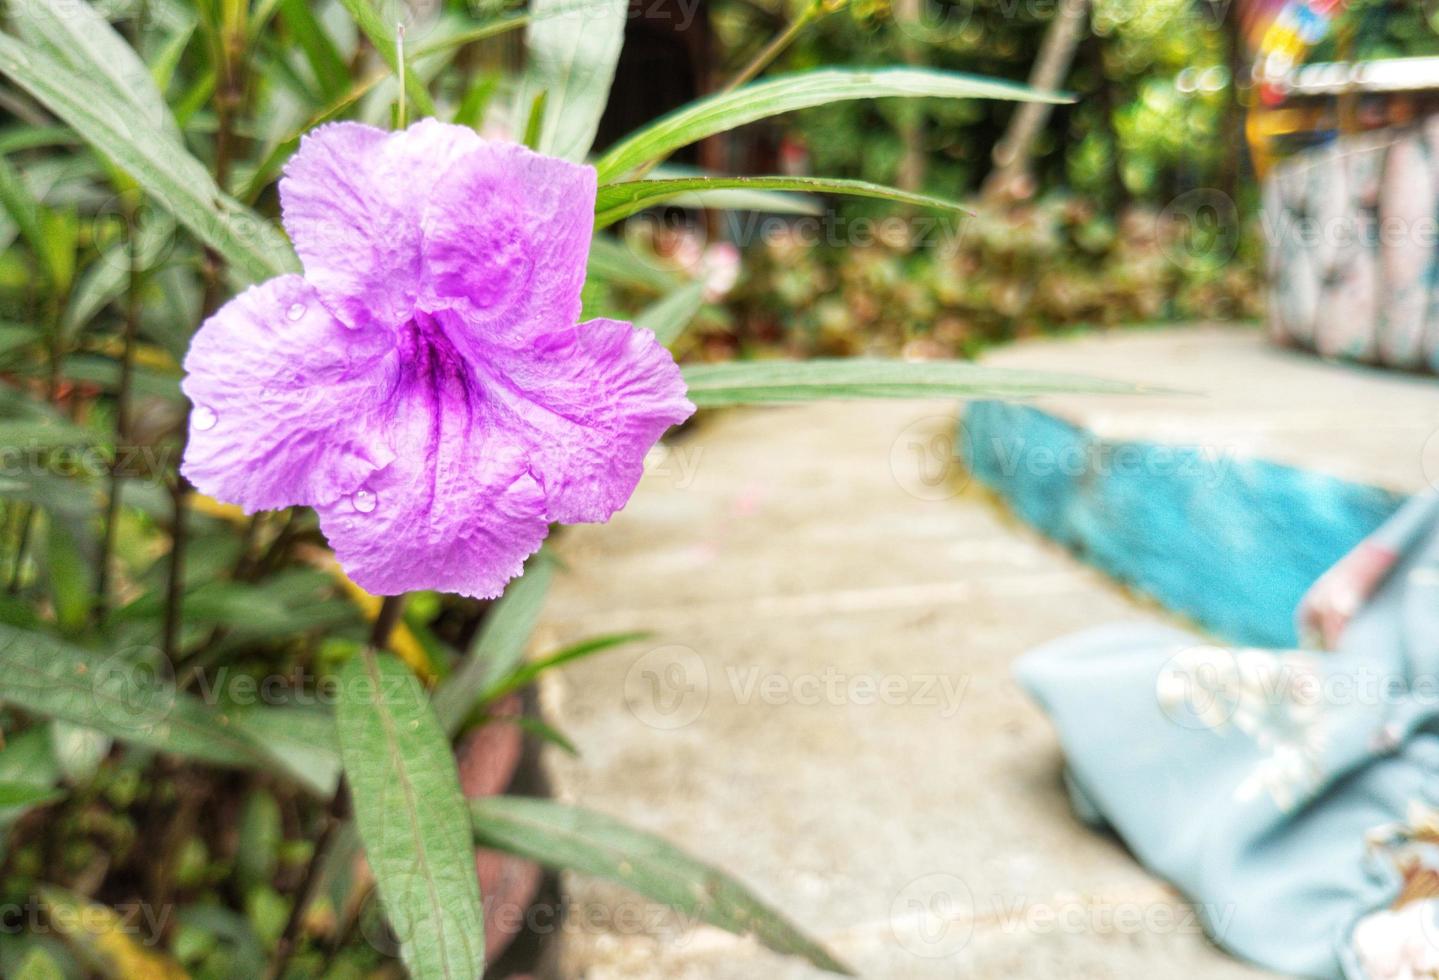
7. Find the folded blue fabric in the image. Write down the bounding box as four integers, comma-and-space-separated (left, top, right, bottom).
1015, 492, 1439, 978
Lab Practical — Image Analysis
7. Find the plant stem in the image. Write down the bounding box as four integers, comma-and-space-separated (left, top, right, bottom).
167, 3, 248, 662
266, 594, 408, 979
630, 0, 822, 179
96, 205, 143, 622
721, 0, 820, 95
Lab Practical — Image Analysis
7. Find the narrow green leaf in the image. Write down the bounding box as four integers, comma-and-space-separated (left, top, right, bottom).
516, 0, 628, 161
0, 34, 296, 284
433, 554, 555, 735
479, 631, 648, 706
0, 627, 265, 768
43, 518, 89, 636
335, 0, 438, 118
13, 946, 65, 980
635, 281, 705, 349
11, 0, 181, 141
596, 175, 966, 228
586, 235, 681, 293
509, 714, 579, 756
0, 155, 45, 261
280, 0, 352, 102
0, 782, 63, 809
682, 358, 1149, 407
336, 649, 485, 980
596, 67, 1070, 183
228, 706, 340, 797
470, 796, 853, 975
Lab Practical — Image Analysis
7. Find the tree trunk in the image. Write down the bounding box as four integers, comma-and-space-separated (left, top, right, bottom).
982, 0, 1090, 200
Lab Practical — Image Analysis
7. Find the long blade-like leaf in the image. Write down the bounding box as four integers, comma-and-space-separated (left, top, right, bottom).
0, 34, 295, 283
0, 625, 265, 768
596, 176, 967, 228
336, 649, 485, 980
516, 0, 628, 161
433, 554, 555, 735
595, 67, 1069, 183
635, 280, 705, 349
470, 796, 853, 975
682, 358, 1149, 406
11, 0, 182, 141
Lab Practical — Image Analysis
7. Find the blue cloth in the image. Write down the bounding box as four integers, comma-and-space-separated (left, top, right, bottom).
1016, 492, 1439, 978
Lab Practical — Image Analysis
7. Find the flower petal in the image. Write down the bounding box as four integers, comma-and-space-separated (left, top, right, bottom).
476, 317, 695, 525
419, 140, 595, 348
181, 275, 397, 512
314, 326, 552, 599
280, 119, 483, 332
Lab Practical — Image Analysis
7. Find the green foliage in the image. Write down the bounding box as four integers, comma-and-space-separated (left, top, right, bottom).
0, 0, 1137, 975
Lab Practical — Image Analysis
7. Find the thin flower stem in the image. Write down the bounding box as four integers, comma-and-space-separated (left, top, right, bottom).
396, 23, 408, 129
96, 207, 144, 623
721, 0, 821, 95
630, 0, 824, 179
266, 594, 408, 979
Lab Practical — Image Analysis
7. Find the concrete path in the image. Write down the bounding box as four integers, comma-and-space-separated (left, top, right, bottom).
533, 393, 1275, 978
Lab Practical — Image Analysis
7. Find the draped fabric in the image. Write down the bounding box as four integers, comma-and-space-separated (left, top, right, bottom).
1017, 492, 1439, 978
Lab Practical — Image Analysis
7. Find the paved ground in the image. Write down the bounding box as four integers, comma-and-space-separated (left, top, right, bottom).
532, 382, 1278, 978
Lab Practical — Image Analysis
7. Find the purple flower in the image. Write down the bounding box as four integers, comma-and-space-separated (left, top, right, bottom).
181, 120, 694, 598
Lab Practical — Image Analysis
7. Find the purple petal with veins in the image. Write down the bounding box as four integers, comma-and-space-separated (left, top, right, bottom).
181, 121, 694, 598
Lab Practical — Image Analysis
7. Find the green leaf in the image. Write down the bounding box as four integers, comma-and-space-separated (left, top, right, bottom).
681, 358, 1148, 406
586, 235, 681, 293
228, 706, 340, 797
635, 280, 706, 349
0, 33, 296, 284
279, 0, 351, 102
595, 67, 1070, 182
470, 796, 852, 975
0, 781, 63, 809
0, 155, 45, 261
336, 649, 485, 980
596, 175, 965, 228
0, 625, 265, 768
335, 0, 437, 118
516, 0, 628, 161
11, 0, 181, 141
44, 511, 90, 636
478, 631, 647, 706
13, 947, 65, 980
433, 554, 555, 735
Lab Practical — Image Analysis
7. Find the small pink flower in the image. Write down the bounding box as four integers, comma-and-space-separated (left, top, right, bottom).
181, 120, 694, 597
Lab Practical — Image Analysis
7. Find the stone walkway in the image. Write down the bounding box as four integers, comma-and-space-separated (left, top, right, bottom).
533, 392, 1276, 978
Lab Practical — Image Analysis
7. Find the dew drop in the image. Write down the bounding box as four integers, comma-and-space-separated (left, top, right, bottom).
193, 406, 218, 431
286, 302, 306, 321
351, 489, 377, 514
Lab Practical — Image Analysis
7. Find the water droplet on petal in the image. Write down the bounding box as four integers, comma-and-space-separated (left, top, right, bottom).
351, 489, 377, 514
286, 303, 306, 321
193, 406, 217, 431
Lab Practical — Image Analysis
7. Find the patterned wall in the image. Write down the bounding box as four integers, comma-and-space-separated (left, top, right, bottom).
1264, 121, 1439, 374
